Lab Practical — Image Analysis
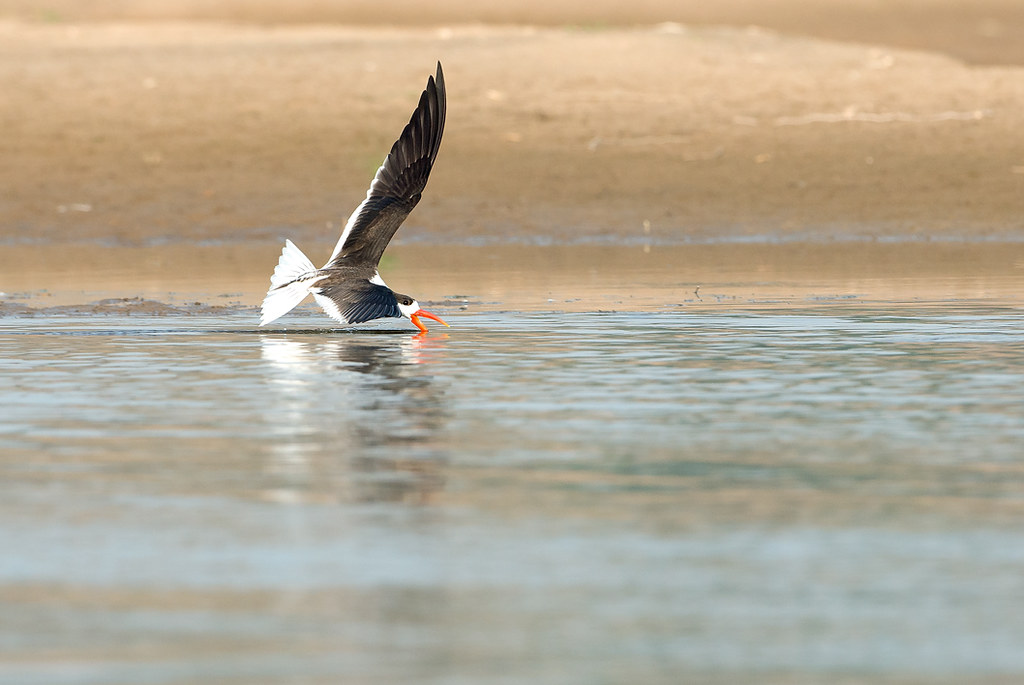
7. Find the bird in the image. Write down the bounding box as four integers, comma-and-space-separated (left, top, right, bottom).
259, 62, 449, 335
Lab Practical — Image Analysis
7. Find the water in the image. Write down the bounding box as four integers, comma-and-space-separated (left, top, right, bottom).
2, 307, 1023, 684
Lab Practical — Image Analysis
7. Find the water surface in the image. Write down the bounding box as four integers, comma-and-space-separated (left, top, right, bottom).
2, 306, 1023, 684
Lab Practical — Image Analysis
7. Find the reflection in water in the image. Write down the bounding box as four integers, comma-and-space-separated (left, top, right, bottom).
259, 334, 450, 504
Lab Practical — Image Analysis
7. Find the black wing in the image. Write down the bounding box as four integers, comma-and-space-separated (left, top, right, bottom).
325, 63, 446, 269
316, 279, 401, 324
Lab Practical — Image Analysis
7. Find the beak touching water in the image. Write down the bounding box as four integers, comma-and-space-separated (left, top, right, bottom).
410, 309, 450, 334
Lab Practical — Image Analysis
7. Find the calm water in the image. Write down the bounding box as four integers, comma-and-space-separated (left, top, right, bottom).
2, 307, 1023, 684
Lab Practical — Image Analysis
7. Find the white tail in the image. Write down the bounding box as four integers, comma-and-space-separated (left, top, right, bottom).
259, 239, 321, 326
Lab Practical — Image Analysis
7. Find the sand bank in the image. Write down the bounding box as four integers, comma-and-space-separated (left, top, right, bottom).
2, 19, 1023, 250
2, 9, 1024, 309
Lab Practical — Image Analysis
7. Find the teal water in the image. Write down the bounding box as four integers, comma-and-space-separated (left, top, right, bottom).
1, 307, 1023, 684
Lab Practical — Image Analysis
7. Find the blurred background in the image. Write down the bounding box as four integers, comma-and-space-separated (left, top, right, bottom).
2, 0, 1023, 251
4, 0, 1024, 64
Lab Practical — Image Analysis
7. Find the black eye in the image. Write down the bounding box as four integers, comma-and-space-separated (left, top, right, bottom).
402, 298, 412, 305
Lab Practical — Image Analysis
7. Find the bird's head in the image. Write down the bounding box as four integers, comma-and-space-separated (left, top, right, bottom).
395, 293, 449, 334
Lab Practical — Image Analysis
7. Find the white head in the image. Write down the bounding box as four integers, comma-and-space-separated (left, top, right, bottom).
396, 297, 421, 318
394, 292, 449, 334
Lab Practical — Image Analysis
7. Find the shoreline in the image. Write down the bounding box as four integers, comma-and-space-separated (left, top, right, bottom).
3, 242, 1023, 312
3, 18, 1023, 313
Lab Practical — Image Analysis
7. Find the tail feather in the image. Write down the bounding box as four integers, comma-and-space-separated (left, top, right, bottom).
259, 240, 320, 326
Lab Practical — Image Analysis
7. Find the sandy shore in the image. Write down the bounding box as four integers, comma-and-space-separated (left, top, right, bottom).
5, 0, 1024, 66
3, 11, 1024, 245
1, 2, 1024, 308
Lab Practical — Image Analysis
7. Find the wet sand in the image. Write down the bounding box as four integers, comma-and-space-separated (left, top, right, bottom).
3, 243, 1024, 315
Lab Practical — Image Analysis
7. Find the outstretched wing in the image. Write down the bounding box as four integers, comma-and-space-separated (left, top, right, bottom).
325, 62, 446, 269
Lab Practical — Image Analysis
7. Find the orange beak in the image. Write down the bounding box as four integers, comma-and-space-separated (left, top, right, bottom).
410, 308, 449, 334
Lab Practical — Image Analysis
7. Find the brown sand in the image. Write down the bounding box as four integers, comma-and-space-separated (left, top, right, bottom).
1, 2, 1024, 307
5, 0, 1024, 66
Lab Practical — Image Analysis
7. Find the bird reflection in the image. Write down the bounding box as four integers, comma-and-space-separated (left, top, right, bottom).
259, 332, 450, 505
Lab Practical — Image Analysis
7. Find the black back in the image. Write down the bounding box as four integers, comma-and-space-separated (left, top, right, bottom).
317, 277, 401, 324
